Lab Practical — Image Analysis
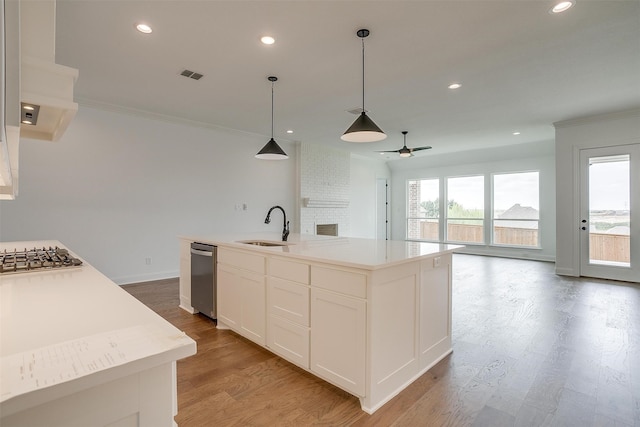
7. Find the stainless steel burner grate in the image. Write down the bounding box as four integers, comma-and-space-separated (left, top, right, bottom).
0, 246, 83, 274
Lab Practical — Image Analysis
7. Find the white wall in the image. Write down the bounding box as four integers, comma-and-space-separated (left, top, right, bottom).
0, 106, 297, 284
554, 108, 640, 276
349, 154, 390, 238
389, 140, 556, 261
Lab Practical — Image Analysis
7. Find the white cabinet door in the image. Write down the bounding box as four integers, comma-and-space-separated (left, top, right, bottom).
218, 264, 266, 346
310, 288, 366, 396
267, 315, 309, 369
217, 264, 242, 330
239, 269, 266, 345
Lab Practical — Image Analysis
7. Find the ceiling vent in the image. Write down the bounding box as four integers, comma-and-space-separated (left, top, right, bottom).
180, 70, 204, 80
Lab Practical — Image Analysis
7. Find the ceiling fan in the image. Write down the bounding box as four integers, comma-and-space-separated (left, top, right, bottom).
377, 131, 432, 158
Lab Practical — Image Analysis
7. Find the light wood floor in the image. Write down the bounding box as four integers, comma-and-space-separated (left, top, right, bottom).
123, 254, 640, 426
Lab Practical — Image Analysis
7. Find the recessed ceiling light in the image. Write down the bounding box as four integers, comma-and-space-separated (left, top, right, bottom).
261, 36, 275, 45
448, 83, 462, 89
550, 1, 575, 13
286, 130, 293, 134
513, 131, 521, 135
136, 23, 153, 34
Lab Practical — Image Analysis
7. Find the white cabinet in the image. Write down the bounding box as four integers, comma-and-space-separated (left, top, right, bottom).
217, 248, 266, 346
217, 264, 242, 329
267, 308, 309, 369
178, 240, 193, 313
310, 266, 367, 397
267, 258, 310, 369
178, 237, 454, 414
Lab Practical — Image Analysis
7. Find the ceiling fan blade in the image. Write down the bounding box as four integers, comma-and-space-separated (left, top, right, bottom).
409, 146, 432, 152
376, 150, 401, 153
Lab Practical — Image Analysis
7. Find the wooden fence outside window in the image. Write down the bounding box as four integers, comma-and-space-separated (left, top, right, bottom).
417, 222, 630, 263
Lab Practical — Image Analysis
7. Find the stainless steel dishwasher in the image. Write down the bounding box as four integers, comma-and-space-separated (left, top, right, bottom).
190, 242, 216, 320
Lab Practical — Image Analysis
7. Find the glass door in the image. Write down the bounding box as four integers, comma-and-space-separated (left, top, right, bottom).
579, 144, 639, 282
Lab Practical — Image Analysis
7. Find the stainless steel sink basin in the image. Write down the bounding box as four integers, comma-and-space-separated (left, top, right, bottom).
236, 240, 291, 247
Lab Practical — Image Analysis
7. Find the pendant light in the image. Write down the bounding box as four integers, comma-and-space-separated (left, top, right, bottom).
256, 76, 288, 160
341, 29, 386, 143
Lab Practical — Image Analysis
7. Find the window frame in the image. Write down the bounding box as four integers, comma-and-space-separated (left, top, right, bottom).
444, 174, 486, 245
491, 170, 541, 249
405, 170, 543, 251
405, 178, 440, 242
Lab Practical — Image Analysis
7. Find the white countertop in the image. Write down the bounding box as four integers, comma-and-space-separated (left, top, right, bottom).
180, 233, 462, 270
0, 240, 196, 415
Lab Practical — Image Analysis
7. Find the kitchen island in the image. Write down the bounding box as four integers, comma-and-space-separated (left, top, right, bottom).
0, 240, 196, 427
179, 233, 461, 413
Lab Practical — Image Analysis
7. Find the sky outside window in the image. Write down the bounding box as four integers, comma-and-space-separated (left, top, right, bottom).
494, 172, 539, 212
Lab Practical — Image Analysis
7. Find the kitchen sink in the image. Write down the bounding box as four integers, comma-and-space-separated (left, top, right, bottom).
236, 240, 292, 247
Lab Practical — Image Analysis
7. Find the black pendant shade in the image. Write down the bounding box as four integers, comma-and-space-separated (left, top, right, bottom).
341, 29, 386, 143
256, 76, 288, 160
343, 111, 385, 142
256, 137, 288, 159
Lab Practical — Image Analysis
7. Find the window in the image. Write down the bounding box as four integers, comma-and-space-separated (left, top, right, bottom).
406, 170, 542, 250
407, 179, 439, 241
446, 176, 484, 243
493, 172, 539, 247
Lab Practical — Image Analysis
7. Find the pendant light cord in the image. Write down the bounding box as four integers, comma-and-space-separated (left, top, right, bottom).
361, 36, 365, 112
271, 81, 275, 139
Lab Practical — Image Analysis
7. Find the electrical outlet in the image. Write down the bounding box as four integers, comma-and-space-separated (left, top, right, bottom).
433, 256, 441, 268
145, 257, 152, 265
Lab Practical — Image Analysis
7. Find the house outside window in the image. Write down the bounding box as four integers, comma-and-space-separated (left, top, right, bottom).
493, 171, 540, 247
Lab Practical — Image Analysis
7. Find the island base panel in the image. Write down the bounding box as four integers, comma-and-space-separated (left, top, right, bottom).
1, 363, 175, 427
359, 348, 453, 414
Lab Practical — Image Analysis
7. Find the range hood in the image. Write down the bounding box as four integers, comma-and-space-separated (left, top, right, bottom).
1, 0, 78, 199
20, 56, 78, 141
19, 0, 78, 142
1, 0, 20, 199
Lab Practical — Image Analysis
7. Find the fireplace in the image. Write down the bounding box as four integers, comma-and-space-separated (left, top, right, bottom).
316, 224, 338, 236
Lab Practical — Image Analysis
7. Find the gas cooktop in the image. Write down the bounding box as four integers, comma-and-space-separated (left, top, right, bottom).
0, 246, 83, 274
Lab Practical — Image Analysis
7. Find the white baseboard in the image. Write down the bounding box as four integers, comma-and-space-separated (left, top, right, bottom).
554, 267, 578, 277
113, 270, 179, 285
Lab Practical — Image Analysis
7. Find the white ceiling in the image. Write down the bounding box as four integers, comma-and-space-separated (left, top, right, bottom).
54, 0, 640, 161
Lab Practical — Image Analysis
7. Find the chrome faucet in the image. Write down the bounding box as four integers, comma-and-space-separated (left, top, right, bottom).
265, 206, 290, 241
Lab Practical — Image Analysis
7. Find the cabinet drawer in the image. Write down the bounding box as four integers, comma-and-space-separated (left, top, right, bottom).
268, 277, 309, 326
270, 258, 310, 284
311, 266, 367, 299
268, 315, 310, 370
218, 248, 265, 274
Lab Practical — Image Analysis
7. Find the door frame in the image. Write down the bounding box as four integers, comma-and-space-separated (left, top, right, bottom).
376, 178, 389, 240
579, 144, 639, 282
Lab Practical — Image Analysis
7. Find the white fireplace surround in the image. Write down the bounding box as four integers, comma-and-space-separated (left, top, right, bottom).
303, 198, 350, 208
